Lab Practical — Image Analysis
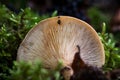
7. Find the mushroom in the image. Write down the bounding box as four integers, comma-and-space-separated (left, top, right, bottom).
17, 16, 105, 80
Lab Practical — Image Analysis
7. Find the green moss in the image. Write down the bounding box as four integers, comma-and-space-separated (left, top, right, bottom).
0, 5, 57, 80
0, 4, 120, 80
99, 23, 120, 70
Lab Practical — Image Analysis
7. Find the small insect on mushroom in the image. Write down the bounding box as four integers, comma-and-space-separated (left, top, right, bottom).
17, 16, 105, 80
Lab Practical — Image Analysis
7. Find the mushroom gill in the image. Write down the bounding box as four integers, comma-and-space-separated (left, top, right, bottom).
17, 16, 105, 80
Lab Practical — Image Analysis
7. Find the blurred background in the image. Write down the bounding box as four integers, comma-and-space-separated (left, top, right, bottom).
0, 0, 120, 80
0, 0, 120, 36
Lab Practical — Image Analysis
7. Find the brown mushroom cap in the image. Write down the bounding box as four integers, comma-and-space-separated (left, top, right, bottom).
17, 16, 105, 69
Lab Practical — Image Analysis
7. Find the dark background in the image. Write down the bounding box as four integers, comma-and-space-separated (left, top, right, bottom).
0, 0, 120, 80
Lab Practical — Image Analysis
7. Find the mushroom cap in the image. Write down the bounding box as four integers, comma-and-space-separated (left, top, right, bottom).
17, 16, 105, 69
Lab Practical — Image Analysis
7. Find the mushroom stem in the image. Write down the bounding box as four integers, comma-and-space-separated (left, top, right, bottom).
61, 66, 73, 80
